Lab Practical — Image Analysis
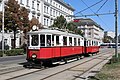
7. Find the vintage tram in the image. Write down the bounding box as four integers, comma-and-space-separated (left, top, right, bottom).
26, 28, 100, 66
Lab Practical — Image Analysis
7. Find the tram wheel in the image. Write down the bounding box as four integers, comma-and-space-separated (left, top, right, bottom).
63, 58, 67, 64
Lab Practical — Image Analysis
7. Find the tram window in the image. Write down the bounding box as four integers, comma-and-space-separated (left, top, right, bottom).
90, 41, 91, 46
95, 41, 96, 46
63, 36, 67, 46
52, 35, 54, 46
94, 41, 96, 46
96, 41, 98, 46
92, 41, 94, 46
78, 39, 80, 46
47, 35, 51, 46
40, 35, 45, 46
56, 36, 59, 46
74, 38, 76, 46
69, 37, 72, 46
31, 35, 39, 46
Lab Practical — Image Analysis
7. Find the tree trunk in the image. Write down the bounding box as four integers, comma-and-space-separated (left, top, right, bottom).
13, 27, 16, 48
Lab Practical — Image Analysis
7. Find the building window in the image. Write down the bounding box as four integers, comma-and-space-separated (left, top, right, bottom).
50, 0, 52, 3
26, 0, 29, 7
37, 16, 39, 20
32, 14, 35, 17
56, 12, 57, 16
50, 8, 52, 16
56, 3, 57, 7
44, 5, 46, 13
47, 19, 49, 26
37, 3, 40, 11
50, 19, 52, 25
53, 2, 55, 6
53, 9, 55, 17
44, 18, 46, 25
32, 0, 35, 9
44, 5, 49, 14
20, 0, 23, 4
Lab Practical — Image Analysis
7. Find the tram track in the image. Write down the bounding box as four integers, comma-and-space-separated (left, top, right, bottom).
39, 51, 113, 80
0, 66, 24, 75
0, 49, 113, 80
71, 54, 112, 80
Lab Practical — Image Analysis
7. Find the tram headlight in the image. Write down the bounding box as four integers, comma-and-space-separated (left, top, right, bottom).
32, 54, 37, 58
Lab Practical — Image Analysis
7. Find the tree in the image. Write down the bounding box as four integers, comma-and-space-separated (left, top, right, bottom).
0, 0, 43, 48
50, 15, 83, 36
50, 15, 67, 29
103, 36, 113, 43
4, 0, 22, 48
67, 21, 83, 35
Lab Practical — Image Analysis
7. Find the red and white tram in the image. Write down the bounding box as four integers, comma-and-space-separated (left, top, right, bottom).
26, 29, 100, 66
85, 39, 100, 55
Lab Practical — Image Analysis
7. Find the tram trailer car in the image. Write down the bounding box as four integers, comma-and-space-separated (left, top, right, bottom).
26, 29, 100, 66
85, 39, 100, 55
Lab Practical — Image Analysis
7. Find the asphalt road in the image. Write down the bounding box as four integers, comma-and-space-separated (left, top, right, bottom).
0, 54, 27, 65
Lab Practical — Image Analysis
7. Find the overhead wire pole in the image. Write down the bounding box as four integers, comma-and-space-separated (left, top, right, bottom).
2, 0, 5, 57
115, 0, 119, 59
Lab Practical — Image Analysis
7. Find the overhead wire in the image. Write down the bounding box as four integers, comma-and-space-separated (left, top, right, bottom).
80, 0, 111, 29
96, 0, 108, 13
74, 0, 104, 15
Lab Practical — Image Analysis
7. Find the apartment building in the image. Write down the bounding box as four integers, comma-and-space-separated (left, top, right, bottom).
74, 18, 104, 43
17, 0, 75, 28
0, 0, 74, 28
0, 0, 74, 49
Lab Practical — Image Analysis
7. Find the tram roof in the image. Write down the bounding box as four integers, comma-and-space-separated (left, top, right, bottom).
27, 29, 83, 38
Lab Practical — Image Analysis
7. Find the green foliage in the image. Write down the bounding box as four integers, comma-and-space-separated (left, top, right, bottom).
50, 16, 83, 36
0, 49, 24, 57
103, 36, 113, 43
67, 22, 83, 35
50, 15, 67, 29
0, 0, 30, 32
0, 51, 2, 57
67, 22, 77, 31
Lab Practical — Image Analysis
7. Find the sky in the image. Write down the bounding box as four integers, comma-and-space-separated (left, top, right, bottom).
64, 0, 120, 33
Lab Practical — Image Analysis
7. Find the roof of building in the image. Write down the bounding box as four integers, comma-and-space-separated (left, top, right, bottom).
55, 0, 75, 11
74, 18, 104, 30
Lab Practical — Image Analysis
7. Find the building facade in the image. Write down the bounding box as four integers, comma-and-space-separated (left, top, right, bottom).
74, 18, 104, 44
17, 0, 75, 28
0, 0, 75, 49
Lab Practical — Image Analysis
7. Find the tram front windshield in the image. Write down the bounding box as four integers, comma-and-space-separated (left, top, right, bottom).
31, 35, 39, 46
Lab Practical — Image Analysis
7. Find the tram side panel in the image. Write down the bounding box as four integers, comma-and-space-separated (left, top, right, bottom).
60, 46, 74, 57
60, 46, 84, 57
52, 47, 61, 58
38, 47, 61, 59
91, 46, 99, 53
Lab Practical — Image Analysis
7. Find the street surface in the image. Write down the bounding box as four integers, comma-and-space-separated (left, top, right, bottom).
0, 48, 119, 80
0, 55, 26, 65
